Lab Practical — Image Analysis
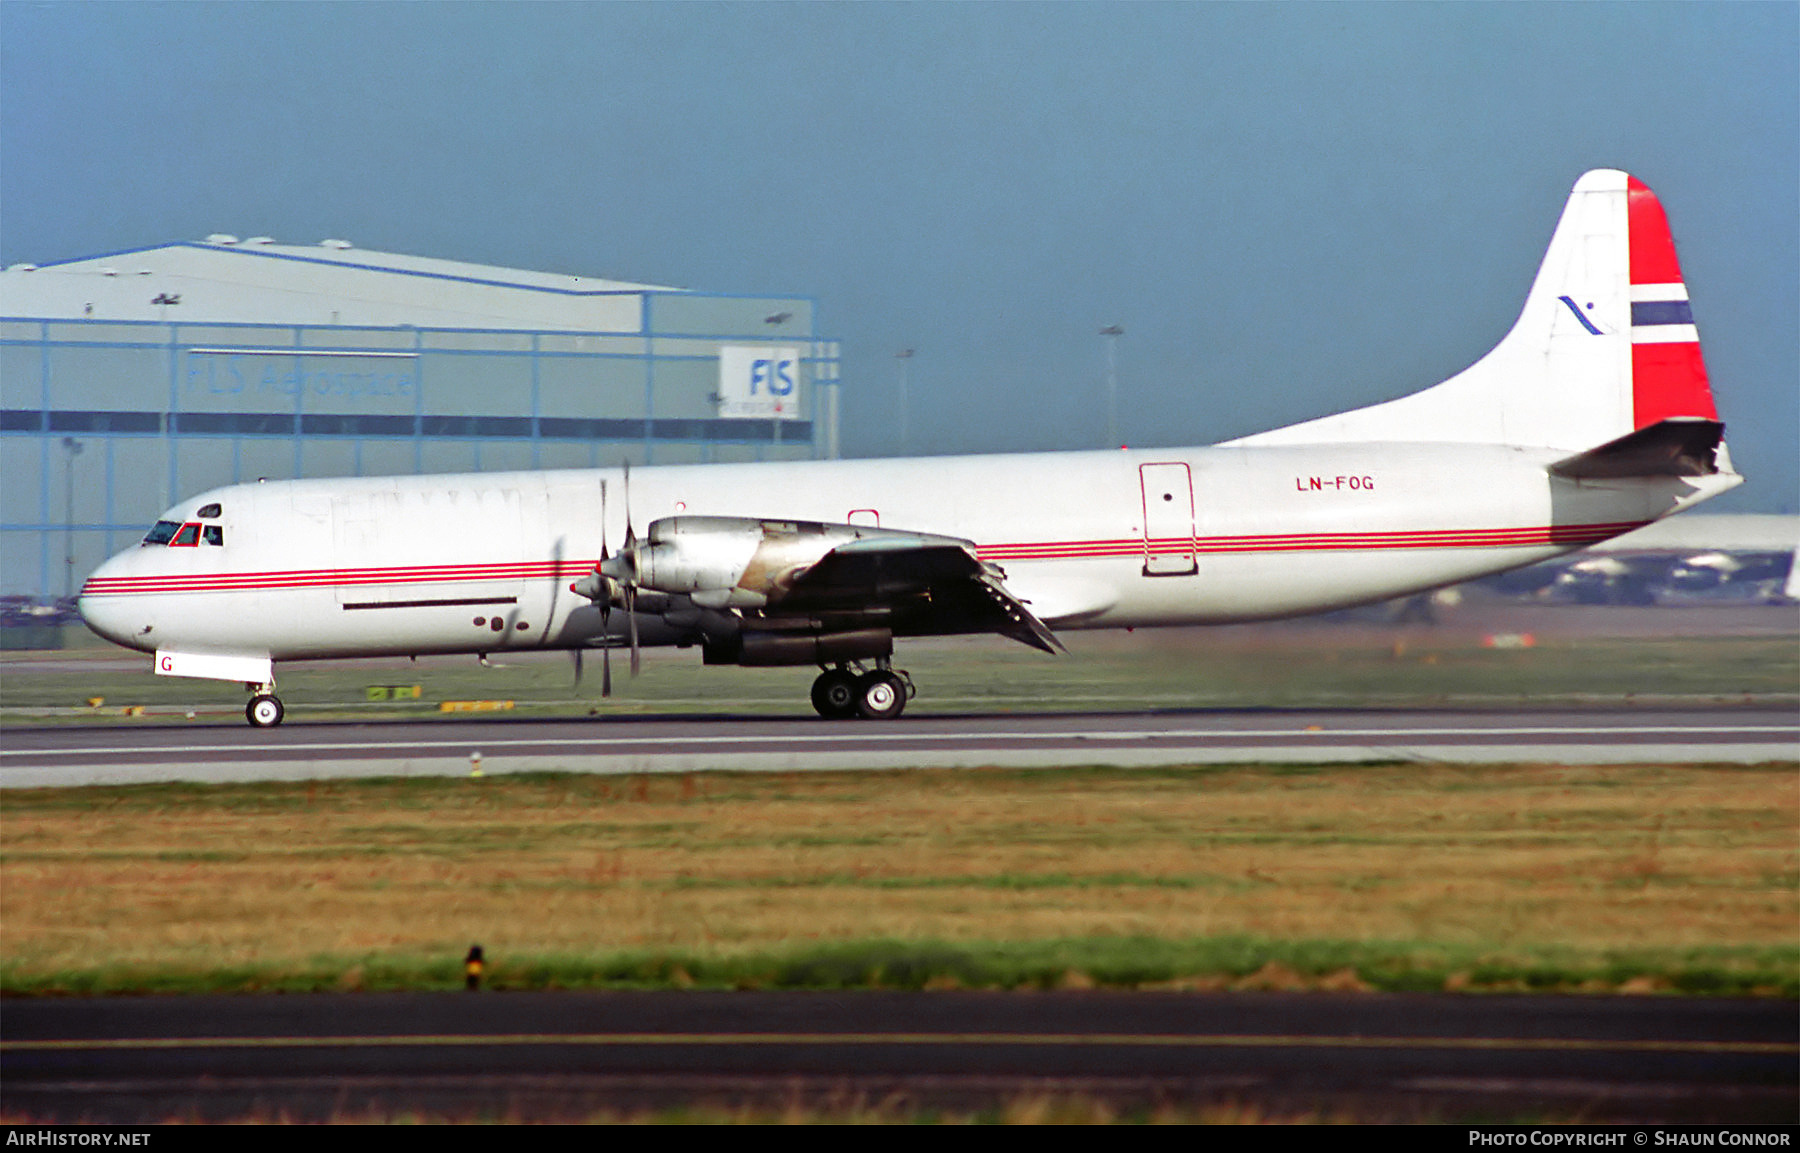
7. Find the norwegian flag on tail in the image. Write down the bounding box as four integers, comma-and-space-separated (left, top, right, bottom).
1628, 176, 1719, 428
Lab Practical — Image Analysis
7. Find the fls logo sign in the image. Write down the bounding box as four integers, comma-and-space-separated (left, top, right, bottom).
719, 346, 800, 419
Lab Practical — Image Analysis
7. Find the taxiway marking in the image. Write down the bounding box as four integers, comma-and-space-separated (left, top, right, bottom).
5, 725, 1793, 760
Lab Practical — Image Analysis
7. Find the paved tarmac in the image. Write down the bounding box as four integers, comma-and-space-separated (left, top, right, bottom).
3, 990, 1791, 1123
2, 706, 1794, 786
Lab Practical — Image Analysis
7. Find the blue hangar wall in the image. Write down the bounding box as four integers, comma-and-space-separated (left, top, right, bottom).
0, 240, 842, 599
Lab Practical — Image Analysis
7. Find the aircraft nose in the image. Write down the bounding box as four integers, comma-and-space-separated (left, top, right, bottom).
76, 551, 153, 651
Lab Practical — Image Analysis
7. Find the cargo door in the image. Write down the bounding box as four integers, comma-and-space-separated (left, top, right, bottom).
1139, 462, 1197, 576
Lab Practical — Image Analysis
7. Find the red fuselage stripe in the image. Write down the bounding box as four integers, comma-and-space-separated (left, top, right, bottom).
80, 522, 1648, 595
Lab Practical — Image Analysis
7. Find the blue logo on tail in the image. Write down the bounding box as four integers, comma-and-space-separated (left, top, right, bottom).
1557, 295, 1604, 335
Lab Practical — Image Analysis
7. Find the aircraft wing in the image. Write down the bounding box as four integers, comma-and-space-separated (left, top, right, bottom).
777, 535, 1066, 654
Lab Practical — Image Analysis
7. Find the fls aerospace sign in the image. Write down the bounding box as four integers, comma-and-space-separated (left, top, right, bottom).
718, 346, 799, 419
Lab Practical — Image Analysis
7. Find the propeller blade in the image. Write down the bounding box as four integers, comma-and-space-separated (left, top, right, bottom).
599, 476, 612, 698
619, 460, 641, 677
572, 648, 583, 687
626, 584, 641, 676
546, 534, 564, 641
622, 461, 635, 551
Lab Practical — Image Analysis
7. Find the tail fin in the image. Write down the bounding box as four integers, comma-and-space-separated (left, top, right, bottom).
1228, 170, 1724, 453
1623, 175, 1718, 430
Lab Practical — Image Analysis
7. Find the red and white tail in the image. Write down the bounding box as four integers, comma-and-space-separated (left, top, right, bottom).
1623, 175, 1717, 430
1230, 170, 1729, 459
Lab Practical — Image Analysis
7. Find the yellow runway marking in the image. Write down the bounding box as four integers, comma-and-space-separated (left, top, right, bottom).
5, 1033, 1789, 1055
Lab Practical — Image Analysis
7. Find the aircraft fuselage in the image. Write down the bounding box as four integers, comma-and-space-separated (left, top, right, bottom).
78, 441, 1717, 664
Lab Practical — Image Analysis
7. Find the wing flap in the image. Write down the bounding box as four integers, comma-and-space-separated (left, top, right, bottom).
973, 570, 1066, 654
779, 537, 1064, 653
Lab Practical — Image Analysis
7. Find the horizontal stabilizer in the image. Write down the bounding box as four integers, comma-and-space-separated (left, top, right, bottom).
1548, 418, 1724, 480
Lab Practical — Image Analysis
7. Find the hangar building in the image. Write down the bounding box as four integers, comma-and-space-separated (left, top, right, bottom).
0, 236, 840, 599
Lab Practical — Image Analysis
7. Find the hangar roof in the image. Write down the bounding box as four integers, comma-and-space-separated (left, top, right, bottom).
0, 238, 683, 332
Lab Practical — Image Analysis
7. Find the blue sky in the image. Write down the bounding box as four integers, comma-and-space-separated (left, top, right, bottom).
3, 2, 1794, 510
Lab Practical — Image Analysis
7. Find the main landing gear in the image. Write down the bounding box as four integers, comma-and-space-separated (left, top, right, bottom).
245, 681, 284, 728
810, 662, 914, 721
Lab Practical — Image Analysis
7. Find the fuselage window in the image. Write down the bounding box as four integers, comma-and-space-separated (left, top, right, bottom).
197, 503, 222, 519
142, 520, 180, 546
169, 523, 201, 547
203, 525, 225, 547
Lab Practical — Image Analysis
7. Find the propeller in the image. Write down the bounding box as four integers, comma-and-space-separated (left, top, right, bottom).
568, 478, 620, 695
599, 478, 613, 697
621, 462, 641, 676
549, 531, 579, 687
572, 464, 645, 690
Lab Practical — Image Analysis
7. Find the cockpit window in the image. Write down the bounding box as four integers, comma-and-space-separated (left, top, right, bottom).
142, 519, 223, 547
142, 520, 180, 546
197, 503, 222, 519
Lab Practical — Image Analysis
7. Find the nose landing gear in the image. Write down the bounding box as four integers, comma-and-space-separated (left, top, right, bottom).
810, 662, 913, 721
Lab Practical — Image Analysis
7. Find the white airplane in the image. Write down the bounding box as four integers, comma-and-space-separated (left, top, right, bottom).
78, 170, 1737, 726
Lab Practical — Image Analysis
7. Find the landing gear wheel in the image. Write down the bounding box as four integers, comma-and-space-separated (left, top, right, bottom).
854, 671, 907, 720
810, 668, 859, 720
246, 694, 285, 728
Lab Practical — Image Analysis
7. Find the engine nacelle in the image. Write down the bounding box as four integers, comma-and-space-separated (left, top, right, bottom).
605, 516, 868, 600
632, 517, 767, 593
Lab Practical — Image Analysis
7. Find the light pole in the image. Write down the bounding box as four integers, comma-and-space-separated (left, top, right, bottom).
894, 349, 914, 455
60, 437, 83, 599
1099, 325, 1124, 447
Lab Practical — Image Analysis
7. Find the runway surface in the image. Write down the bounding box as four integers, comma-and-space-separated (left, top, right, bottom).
2, 706, 1794, 786
3, 990, 1791, 1123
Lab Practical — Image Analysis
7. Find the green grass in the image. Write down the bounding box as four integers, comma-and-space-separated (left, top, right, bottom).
5, 936, 1791, 999
3, 765, 1793, 998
